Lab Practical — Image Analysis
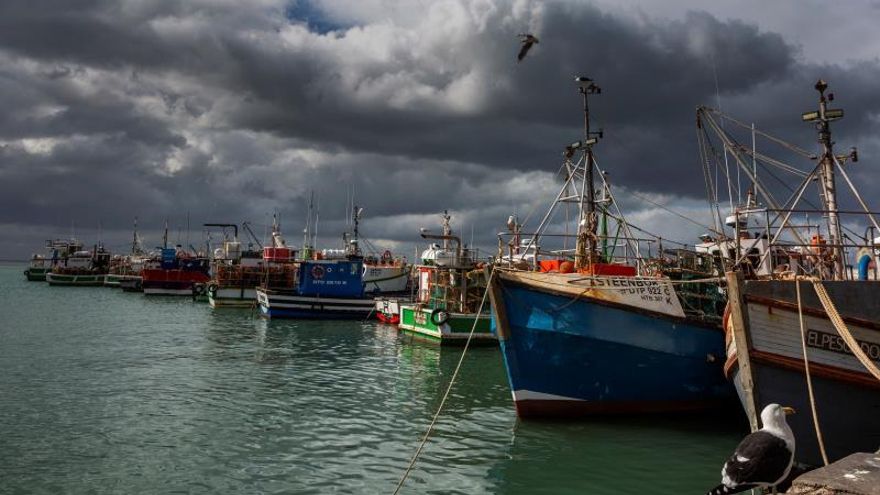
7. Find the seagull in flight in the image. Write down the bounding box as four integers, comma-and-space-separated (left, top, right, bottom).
706, 403, 796, 495
517, 34, 539, 62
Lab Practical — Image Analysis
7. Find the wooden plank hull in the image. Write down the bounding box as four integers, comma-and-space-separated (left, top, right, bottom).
725, 276, 880, 467
492, 270, 731, 418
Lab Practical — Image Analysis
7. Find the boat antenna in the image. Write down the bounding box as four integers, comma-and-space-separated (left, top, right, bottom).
163, 218, 169, 249
574, 76, 603, 270
313, 196, 320, 252
802, 79, 845, 278
303, 191, 313, 253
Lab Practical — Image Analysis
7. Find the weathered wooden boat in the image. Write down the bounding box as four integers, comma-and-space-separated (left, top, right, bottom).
46, 245, 111, 286
488, 77, 731, 418
389, 212, 494, 345
702, 81, 880, 467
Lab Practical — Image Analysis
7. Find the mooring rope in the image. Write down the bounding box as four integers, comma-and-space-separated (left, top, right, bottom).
812, 280, 880, 382
795, 278, 829, 466
391, 268, 496, 495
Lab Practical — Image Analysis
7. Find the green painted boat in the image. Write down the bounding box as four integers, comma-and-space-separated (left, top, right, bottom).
394, 211, 496, 346
46, 272, 107, 286
24, 266, 50, 281
398, 305, 494, 345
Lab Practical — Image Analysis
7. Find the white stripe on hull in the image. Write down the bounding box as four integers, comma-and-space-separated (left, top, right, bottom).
511, 390, 583, 402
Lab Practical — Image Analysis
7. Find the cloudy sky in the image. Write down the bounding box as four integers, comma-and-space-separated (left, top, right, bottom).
2, 0, 879, 259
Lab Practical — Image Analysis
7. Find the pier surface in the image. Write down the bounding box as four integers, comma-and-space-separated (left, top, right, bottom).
787, 452, 880, 495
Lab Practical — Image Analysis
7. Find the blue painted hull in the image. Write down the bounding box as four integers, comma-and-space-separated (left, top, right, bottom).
495, 280, 732, 417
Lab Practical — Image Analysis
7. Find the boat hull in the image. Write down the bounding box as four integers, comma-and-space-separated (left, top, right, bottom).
375, 298, 403, 324
363, 265, 409, 294
104, 273, 141, 287
491, 272, 731, 418
142, 268, 210, 297
256, 288, 375, 319
24, 267, 49, 281
46, 272, 107, 286
398, 305, 495, 345
725, 276, 880, 467
208, 286, 257, 308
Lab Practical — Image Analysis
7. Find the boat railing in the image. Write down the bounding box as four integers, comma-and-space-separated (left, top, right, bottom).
729, 206, 880, 281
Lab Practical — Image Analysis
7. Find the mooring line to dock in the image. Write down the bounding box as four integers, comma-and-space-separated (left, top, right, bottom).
813, 280, 880, 381
391, 269, 496, 495
795, 278, 829, 466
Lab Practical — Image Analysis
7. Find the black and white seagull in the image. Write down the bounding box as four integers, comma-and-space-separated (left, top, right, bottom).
706, 403, 796, 495
517, 33, 539, 62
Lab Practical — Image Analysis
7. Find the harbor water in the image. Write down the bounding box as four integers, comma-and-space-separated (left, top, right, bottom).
0, 264, 746, 493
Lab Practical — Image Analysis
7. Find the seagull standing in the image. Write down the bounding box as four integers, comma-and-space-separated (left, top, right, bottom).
517, 34, 539, 62
706, 403, 796, 495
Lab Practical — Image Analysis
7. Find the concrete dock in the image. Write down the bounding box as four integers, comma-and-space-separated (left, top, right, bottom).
786, 452, 880, 495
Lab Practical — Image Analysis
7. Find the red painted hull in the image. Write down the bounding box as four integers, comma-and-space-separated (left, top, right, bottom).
376, 312, 400, 325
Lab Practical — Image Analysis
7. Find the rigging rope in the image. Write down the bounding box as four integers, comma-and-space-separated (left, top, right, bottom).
812, 280, 880, 382
391, 268, 496, 495
795, 278, 829, 466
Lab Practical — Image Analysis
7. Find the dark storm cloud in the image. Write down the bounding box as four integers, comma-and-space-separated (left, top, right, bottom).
0, 0, 878, 258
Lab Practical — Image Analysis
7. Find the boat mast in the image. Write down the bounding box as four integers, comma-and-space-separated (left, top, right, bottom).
131, 216, 140, 255
574, 76, 602, 270
350, 205, 363, 257
163, 218, 169, 249
303, 191, 314, 258
803, 79, 845, 279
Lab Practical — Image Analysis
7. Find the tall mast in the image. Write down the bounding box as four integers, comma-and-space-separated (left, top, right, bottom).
350, 205, 362, 257
163, 218, 169, 249
802, 79, 845, 278
574, 76, 603, 269
131, 216, 139, 254
441, 210, 452, 251
303, 191, 314, 253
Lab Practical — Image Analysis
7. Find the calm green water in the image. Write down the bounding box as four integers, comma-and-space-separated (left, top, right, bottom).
0, 264, 747, 494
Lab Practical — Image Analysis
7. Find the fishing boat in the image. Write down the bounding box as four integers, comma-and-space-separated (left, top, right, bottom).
488, 77, 731, 418
257, 203, 405, 319
46, 244, 111, 286
23, 238, 83, 281
141, 223, 210, 296
205, 221, 297, 308
700, 81, 880, 467
387, 212, 495, 345
105, 219, 149, 289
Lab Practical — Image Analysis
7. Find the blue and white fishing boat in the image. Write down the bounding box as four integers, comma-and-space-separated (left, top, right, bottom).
488, 77, 731, 418
256, 258, 375, 319
257, 202, 406, 319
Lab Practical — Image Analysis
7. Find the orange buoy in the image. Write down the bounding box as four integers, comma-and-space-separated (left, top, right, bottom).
559, 261, 575, 273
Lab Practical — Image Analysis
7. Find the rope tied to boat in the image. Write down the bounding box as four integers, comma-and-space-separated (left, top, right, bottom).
391, 268, 496, 495
811, 279, 880, 382
795, 277, 829, 466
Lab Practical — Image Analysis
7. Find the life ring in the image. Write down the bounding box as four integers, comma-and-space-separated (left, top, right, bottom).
192, 283, 207, 296
430, 308, 450, 326
311, 265, 325, 280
